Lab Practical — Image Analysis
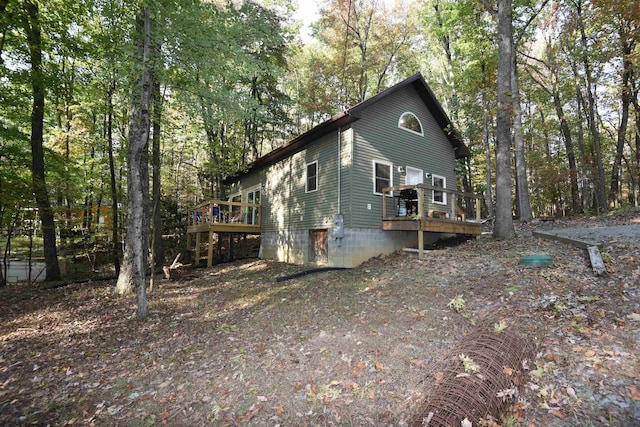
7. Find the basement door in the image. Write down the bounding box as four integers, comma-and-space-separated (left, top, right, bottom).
309, 229, 328, 264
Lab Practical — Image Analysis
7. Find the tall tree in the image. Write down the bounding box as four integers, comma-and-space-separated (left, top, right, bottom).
483, 0, 516, 238
572, 0, 607, 213
115, 6, 154, 319
306, 0, 417, 111
21, 0, 61, 280
596, 0, 638, 208
151, 81, 164, 268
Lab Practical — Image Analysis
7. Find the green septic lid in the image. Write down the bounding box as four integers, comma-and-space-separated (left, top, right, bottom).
519, 254, 553, 266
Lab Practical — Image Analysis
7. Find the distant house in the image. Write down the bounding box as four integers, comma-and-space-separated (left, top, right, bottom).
217, 72, 481, 268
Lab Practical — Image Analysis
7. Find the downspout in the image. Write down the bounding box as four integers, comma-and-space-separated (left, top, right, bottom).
337, 127, 341, 214
334, 128, 344, 249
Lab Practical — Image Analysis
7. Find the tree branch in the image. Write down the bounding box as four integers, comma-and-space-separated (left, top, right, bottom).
479, 0, 497, 17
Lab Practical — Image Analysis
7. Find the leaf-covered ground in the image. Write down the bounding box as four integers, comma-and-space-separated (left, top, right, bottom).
1, 214, 639, 426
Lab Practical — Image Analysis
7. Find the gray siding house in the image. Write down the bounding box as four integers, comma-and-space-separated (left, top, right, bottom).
225, 73, 471, 268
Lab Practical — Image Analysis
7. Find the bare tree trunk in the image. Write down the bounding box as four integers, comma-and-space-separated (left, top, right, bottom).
152, 81, 164, 269
552, 89, 581, 214
511, 59, 532, 221
572, 75, 591, 212
633, 83, 640, 206
575, 0, 606, 213
22, 0, 60, 280
481, 61, 494, 219
107, 81, 121, 275
609, 34, 633, 208
115, 7, 153, 320
492, 0, 515, 239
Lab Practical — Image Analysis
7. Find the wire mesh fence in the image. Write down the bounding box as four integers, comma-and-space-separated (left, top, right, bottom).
408, 322, 537, 426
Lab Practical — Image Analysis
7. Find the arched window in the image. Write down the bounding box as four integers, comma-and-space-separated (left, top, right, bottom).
398, 112, 423, 136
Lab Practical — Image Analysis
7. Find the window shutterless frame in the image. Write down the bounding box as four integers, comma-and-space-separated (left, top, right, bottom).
373, 160, 393, 196
305, 160, 318, 193
431, 174, 447, 205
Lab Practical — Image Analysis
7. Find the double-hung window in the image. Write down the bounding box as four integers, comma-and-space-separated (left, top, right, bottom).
373, 160, 392, 196
432, 175, 446, 205
306, 161, 318, 193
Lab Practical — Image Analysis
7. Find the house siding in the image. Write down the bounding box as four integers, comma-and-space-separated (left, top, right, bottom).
226, 78, 460, 268
235, 128, 356, 264
350, 86, 457, 228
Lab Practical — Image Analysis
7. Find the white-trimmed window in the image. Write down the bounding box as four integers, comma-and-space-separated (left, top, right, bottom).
398, 112, 423, 136
245, 186, 261, 225
432, 175, 446, 205
373, 160, 393, 196
305, 161, 318, 193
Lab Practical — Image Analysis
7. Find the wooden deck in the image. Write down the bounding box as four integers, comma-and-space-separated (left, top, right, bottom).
186, 200, 261, 267
381, 184, 484, 257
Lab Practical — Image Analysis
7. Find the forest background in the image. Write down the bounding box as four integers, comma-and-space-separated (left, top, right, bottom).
1, 0, 639, 295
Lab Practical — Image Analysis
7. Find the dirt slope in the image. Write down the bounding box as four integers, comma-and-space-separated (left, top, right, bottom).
1, 214, 638, 426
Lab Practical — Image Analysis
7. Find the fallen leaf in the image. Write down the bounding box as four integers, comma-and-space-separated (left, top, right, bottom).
323, 395, 330, 405
626, 313, 640, 322
549, 409, 565, 419
627, 385, 640, 401
276, 405, 284, 416
375, 362, 383, 371
503, 366, 514, 376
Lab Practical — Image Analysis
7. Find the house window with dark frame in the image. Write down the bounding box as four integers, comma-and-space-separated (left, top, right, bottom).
373, 160, 393, 196
432, 175, 446, 205
306, 161, 318, 193
398, 112, 424, 136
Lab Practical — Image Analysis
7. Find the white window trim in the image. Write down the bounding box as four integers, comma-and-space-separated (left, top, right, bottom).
305, 160, 318, 193
373, 159, 393, 197
245, 186, 261, 225
432, 174, 447, 205
398, 112, 424, 136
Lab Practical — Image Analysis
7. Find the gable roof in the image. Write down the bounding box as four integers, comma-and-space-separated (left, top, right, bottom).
225, 72, 469, 184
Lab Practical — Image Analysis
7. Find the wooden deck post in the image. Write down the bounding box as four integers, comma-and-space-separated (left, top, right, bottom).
382, 190, 387, 218
195, 231, 201, 265
417, 187, 425, 219
207, 228, 215, 267
186, 232, 192, 262
418, 229, 424, 259
476, 198, 481, 222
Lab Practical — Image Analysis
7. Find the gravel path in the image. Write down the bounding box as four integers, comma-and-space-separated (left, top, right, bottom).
537, 224, 640, 245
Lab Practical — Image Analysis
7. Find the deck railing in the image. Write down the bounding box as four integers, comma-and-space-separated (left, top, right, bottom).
381, 184, 482, 223
187, 200, 261, 227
